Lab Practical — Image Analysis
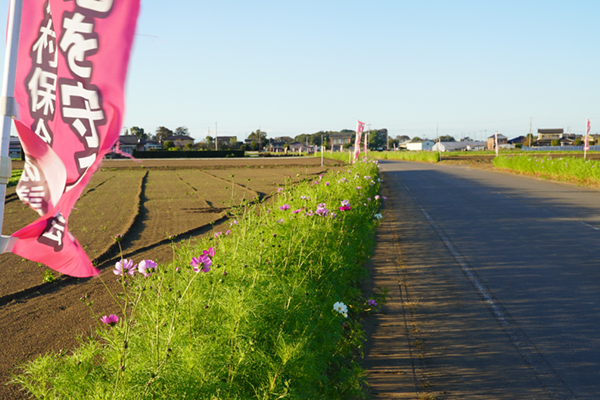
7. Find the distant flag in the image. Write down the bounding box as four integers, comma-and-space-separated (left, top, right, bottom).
584, 118, 591, 157
354, 120, 365, 163
8, 0, 140, 277
363, 128, 368, 155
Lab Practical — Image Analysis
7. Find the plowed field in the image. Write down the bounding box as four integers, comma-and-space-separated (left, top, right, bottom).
0, 157, 343, 400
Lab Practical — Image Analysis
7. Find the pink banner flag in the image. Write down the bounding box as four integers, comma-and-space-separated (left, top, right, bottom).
353, 120, 365, 163
585, 118, 591, 151
363, 128, 368, 155
10, 0, 140, 277
494, 132, 499, 157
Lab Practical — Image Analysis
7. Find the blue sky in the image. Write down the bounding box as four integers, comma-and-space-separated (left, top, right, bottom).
2, 0, 599, 141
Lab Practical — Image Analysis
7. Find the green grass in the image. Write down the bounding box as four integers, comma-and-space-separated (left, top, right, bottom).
373, 151, 440, 163
493, 155, 600, 184
13, 160, 385, 399
8, 169, 21, 187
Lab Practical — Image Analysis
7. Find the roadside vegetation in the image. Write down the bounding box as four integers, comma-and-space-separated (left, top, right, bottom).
494, 155, 600, 185
13, 160, 385, 399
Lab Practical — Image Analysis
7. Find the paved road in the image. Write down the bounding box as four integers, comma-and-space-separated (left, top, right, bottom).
365, 160, 600, 399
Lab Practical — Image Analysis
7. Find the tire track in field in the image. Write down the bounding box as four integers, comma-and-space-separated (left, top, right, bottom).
0, 171, 148, 308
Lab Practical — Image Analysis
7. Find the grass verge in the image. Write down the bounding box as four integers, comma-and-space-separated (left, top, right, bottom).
493, 154, 600, 185
13, 159, 385, 399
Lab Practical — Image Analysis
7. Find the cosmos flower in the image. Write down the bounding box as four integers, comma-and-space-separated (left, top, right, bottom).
138, 260, 157, 277
191, 255, 212, 273
333, 301, 348, 318
279, 204, 290, 211
114, 259, 135, 276
100, 314, 119, 326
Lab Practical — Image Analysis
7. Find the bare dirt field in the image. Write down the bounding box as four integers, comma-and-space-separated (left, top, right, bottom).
0, 157, 343, 400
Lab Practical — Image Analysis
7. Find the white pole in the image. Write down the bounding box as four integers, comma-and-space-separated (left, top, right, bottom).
321, 134, 324, 167
0, 0, 23, 250
215, 122, 218, 151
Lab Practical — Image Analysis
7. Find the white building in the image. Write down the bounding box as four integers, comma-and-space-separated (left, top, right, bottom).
406, 140, 435, 151
432, 141, 487, 152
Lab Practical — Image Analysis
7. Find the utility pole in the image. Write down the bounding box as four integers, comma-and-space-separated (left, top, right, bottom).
529, 117, 533, 148
215, 122, 218, 151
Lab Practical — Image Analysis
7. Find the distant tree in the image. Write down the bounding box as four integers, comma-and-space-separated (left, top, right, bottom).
155, 126, 173, 142
523, 133, 535, 147
247, 129, 268, 149
551, 139, 560, 147
396, 135, 410, 142
130, 126, 148, 140
574, 138, 583, 146
412, 136, 422, 141
439, 135, 455, 142
250, 140, 257, 150
205, 136, 214, 147
183, 143, 194, 151
174, 126, 190, 136
163, 140, 174, 149
367, 130, 387, 149
230, 137, 238, 146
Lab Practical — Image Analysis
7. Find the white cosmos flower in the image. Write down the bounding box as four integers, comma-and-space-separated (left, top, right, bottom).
333, 301, 348, 317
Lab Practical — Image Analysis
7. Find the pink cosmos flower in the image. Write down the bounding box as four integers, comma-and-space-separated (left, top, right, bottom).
375, 195, 380, 201
225, 230, 231, 236
339, 200, 351, 211
292, 209, 302, 214
279, 204, 290, 211
356, 186, 362, 190
100, 314, 119, 326
316, 203, 329, 217
277, 218, 284, 223
114, 259, 135, 276
214, 232, 222, 239
202, 247, 216, 258
325, 182, 330, 186
138, 260, 157, 277
277, 187, 284, 193
190, 255, 212, 273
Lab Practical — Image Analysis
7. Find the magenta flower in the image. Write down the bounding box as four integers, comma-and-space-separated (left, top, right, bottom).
214, 232, 222, 239
100, 314, 119, 326
325, 182, 330, 186
375, 195, 380, 201
356, 186, 362, 190
331, 212, 337, 219
114, 259, 135, 276
225, 230, 231, 236
292, 209, 302, 214
190, 255, 212, 273
339, 200, 351, 211
277, 187, 284, 193
279, 204, 290, 211
138, 260, 157, 277
202, 247, 216, 258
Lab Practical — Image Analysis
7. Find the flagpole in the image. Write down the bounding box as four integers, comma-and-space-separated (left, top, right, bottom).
0, 0, 23, 250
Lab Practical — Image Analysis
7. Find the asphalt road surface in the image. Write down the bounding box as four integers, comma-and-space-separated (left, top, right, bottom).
371, 160, 600, 399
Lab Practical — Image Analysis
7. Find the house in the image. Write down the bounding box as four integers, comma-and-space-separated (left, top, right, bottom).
406, 140, 435, 151
537, 129, 563, 141
330, 132, 354, 147
144, 140, 162, 151
9, 136, 21, 159
216, 136, 237, 146
432, 141, 487, 152
164, 135, 194, 147
289, 141, 312, 153
487, 134, 508, 150
508, 136, 526, 145
397, 138, 412, 150
117, 135, 145, 155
